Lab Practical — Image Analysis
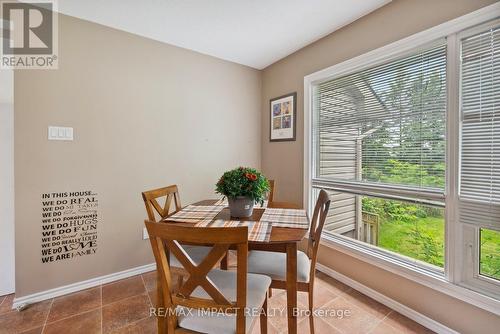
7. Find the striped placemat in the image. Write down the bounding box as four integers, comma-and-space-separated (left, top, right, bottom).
260, 208, 309, 229
164, 205, 223, 224
195, 219, 272, 242
213, 197, 268, 208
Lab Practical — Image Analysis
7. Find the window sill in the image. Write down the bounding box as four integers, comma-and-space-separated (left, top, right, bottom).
319, 233, 500, 316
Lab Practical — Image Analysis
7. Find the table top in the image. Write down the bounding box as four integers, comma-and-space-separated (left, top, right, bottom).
163, 199, 308, 244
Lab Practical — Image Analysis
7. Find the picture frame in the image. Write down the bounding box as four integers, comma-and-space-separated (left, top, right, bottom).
269, 92, 296, 142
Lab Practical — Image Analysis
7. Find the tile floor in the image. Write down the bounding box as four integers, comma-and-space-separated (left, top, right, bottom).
0, 270, 434, 334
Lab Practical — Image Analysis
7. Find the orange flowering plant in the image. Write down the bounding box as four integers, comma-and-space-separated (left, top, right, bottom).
215, 167, 270, 205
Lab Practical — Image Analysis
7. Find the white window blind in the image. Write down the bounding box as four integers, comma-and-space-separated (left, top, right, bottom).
460, 24, 500, 229
314, 42, 447, 191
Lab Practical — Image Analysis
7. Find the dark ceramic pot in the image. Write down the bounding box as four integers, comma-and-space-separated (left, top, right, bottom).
227, 196, 254, 218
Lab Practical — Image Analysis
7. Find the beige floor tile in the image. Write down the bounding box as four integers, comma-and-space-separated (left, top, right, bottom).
297, 316, 343, 334
383, 311, 435, 334
141, 271, 157, 292
321, 296, 379, 334
147, 290, 157, 309
0, 300, 52, 334
0, 294, 15, 315
250, 318, 280, 334
370, 320, 403, 334
43, 309, 101, 334
266, 289, 306, 330
315, 272, 352, 295
21, 327, 44, 334
102, 276, 146, 305
296, 282, 341, 309
341, 289, 392, 319
47, 287, 101, 323
109, 315, 156, 334
19, 326, 44, 334
102, 294, 150, 333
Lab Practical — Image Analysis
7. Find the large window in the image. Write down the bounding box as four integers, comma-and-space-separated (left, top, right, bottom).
312, 42, 447, 270
306, 16, 500, 301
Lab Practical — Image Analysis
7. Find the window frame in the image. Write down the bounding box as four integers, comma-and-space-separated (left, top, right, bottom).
456, 19, 500, 298
303, 3, 500, 315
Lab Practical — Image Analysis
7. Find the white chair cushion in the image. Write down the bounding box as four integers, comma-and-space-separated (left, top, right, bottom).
247, 250, 311, 283
169, 245, 212, 268
177, 269, 271, 334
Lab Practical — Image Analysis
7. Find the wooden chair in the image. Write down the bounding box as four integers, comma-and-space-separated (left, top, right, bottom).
246, 189, 331, 334
142, 185, 213, 279
144, 221, 271, 334
142, 185, 182, 221
267, 180, 275, 203
265, 180, 304, 209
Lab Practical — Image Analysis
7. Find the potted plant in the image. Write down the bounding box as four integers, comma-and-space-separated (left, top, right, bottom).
215, 167, 270, 217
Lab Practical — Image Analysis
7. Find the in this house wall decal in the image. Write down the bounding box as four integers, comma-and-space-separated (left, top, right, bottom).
40, 191, 99, 263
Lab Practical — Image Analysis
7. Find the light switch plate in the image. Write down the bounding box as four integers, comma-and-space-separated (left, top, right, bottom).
48, 126, 73, 141
143, 227, 149, 240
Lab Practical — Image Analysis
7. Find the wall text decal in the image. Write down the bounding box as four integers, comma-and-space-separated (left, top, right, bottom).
41, 191, 98, 263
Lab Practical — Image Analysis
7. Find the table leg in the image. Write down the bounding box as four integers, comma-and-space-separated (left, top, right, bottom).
286, 242, 298, 334
220, 252, 228, 270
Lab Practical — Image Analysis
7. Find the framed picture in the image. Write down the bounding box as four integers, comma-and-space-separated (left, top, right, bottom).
269, 92, 296, 142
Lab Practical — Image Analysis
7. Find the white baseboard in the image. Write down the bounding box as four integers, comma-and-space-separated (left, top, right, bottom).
316, 263, 459, 334
12, 263, 156, 309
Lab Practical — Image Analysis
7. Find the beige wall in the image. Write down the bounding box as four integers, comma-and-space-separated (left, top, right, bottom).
14, 14, 261, 297
261, 0, 499, 333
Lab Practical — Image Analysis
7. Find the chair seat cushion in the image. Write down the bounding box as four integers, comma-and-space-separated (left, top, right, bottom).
177, 269, 271, 334
169, 245, 212, 268
247, 250, 311, 283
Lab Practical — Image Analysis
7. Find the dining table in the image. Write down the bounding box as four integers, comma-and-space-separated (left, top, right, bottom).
162, 199, 307, 334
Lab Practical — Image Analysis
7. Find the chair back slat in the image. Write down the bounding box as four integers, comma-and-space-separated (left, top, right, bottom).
307, 190, 331, 278
142, 185, 182, 221
268, 179, 275, 202
144, 221, 249, 332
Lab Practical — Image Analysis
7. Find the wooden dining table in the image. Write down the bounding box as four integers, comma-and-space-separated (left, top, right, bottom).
162, 199, 306, 334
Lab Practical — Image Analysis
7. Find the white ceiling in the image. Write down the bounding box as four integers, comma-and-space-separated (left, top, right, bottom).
57, 0, 390, 69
